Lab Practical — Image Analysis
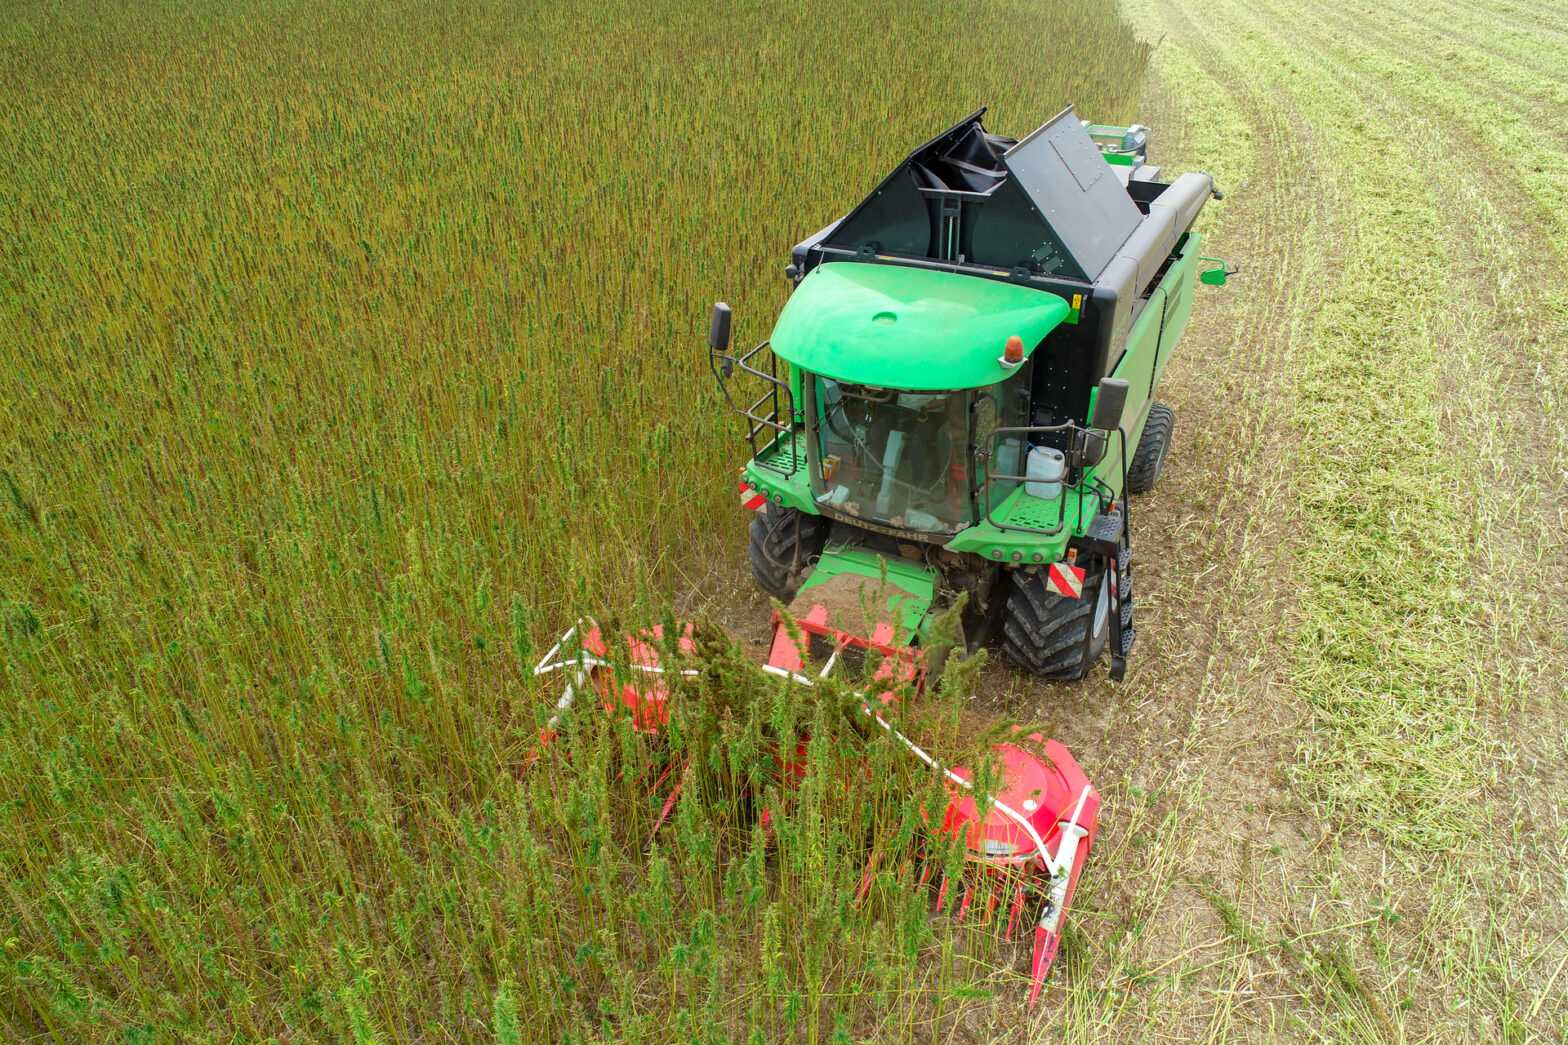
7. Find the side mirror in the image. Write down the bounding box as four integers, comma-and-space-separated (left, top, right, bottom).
709, 302, 733, 378
1074, 429, 1107, 469
1199, 257, 1237, 285
1089, 378, 1129, 431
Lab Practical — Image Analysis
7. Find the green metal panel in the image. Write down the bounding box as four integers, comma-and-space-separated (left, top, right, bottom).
1101, 285, 1166, 474
1084, 229, 1203, 489
770, 263, 1070, 391
742, 433, 817, 514
941, 486, 1087, 560
1155, 231, 1201, 382
796, 545, 938, 644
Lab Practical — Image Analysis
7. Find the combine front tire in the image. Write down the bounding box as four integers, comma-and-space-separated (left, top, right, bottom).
747, 504, 829, 600
1001, 562, 1111, 680
1126, 403, 1175, 494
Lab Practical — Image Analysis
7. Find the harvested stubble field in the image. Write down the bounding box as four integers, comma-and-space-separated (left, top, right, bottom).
2, 0, 1565, 1042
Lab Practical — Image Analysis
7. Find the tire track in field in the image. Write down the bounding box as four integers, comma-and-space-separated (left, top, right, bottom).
1310, 0, 1568, 229
992, 6, 1361, 1037
1215, 0, 1568, 718
1051, 2, 1430, 1037
1088, 0, 1568, 1041
1209, 4, 1568, 1038
1250, 0, 1568, 706
1387, 0, 1568, 88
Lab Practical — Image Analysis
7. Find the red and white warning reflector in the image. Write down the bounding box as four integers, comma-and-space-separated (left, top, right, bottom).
740, 483, 767, 511
1047, 561, 1085, 598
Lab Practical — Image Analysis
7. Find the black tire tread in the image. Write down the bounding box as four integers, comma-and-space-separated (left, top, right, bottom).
1001, 562, 1109, 680
1127, 403, 1175, 494
746, 503, 830, 600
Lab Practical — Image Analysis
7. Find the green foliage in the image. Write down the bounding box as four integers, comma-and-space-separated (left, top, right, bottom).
0, 0, 1148, 1037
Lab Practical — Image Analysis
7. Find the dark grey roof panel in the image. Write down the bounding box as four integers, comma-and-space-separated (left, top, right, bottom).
1002, 108, 1144, 280
814, 105, 1145, 282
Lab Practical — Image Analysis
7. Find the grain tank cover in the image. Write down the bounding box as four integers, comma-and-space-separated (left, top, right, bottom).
820, 106, 1144, 282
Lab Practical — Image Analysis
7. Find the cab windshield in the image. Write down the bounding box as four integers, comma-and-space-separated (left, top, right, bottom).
811, 379, 972, 534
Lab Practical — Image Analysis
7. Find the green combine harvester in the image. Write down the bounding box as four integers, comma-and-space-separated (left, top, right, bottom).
710, 106, 1229, 680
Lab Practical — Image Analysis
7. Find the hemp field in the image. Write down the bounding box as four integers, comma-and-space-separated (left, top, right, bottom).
4, 0, 1567, 1041
0, 0, 1148, 1040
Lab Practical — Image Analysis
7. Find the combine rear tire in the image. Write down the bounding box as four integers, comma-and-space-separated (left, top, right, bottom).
747, 503, 829, 601
1001, 561, 1110, 680
1126, 403, 1175, 494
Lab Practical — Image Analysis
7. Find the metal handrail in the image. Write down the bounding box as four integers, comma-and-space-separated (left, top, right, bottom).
709, 339, 798, 477
976, 422, 1125, 536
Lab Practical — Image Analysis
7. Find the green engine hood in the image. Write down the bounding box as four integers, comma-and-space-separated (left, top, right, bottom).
769, 262, 1070, 390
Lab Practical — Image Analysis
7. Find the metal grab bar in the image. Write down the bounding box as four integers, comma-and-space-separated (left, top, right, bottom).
709, 339, 798, 477
975, 422, 1126, 536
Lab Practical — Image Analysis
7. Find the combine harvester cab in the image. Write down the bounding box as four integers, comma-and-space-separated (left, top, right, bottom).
710, 104, 1229, 682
